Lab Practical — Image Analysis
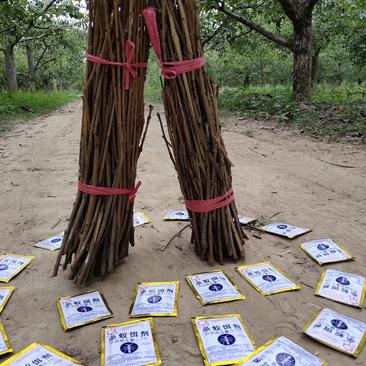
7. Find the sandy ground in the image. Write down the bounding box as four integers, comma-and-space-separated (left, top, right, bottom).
0, 100, 365, 365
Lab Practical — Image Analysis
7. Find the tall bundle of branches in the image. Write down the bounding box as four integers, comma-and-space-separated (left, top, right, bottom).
152, 0, 246, 263
53, 0, 150, 286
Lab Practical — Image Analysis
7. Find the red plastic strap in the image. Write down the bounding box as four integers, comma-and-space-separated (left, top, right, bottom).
143, 7, 205, 79
78, 180, 141, 203
185, 188, 235, 213
85, 40, 147, 90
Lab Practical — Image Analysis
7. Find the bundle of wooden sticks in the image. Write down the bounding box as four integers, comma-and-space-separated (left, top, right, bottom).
53, 0, 150, 286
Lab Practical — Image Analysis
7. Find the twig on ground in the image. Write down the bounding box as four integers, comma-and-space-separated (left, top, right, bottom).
160, 224, 192, 252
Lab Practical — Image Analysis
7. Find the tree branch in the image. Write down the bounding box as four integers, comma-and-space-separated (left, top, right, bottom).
216, 3, 293, 50
203, 23, 225, 47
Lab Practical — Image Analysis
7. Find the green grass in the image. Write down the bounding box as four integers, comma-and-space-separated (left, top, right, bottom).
0, 90, 80, 133
218, 83, 366, 140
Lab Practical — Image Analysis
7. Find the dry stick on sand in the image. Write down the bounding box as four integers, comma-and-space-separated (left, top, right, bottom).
53, 0, 150, 286
150, 0, 246, 263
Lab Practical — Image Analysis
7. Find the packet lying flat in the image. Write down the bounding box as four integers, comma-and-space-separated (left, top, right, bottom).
261, 223, 311, 239
192, 314, 255, 366
1, 342, 81, 365
315, 269, 366, 308
239, 336, 326, 366
163, 210, 190, 221
57, 290, 113, 331
301, 239, 353, 265
186, 270, 245, 305
133, 212, 151, 227
304, 308, 366, 357
129, 281, 179, 317
0, 254, 35, 283
0, 321, 12, 356
101, 318, 161, 366
238, 215, 256, 225
0, 286, 15, 314
33, 233, 64, 251
236, 262, 300, 296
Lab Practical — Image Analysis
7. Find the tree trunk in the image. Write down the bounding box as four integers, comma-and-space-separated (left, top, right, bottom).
4, 45, 18, 92
292, 17, 312, 101
311, 48, 320, 85
26, 43, 36, 91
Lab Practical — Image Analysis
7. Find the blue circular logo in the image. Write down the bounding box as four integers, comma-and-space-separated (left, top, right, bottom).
147, 295, 162, 304
51, 238, 62, 243
336, 277, 350, 286
317, 243, 330, 251
77, 306, 93, 313
218, 334, 236, 346
276, 353, 296, 366
0, 264, 9, 271
263, 275, 277, 282
176, 212, 185, 216
209, 284, 223, 292
277, 224, 288, 229
331, 319, 348, 330
120, 342, 138, 354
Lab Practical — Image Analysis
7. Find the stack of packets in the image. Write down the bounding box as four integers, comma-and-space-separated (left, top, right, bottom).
57, 290, 113, 331
33, 233, 64, 251
2, 343, 81, 365
301, 238, 354, 265
101, 319, 161, 366
236, 262, 301, 296
163, 210, 190, 221
133, 211, 151, 227
261, 223, 311, 239
239, 336, 326, 365
192, 314, 255, 365
304, 308, 366, 358
185, 270, 245, 305
0, 254, 34, 283
315, 269, 366, 308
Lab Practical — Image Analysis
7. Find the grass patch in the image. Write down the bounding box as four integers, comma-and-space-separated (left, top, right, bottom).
219, 83, 366, 140
0, 90, 80, 133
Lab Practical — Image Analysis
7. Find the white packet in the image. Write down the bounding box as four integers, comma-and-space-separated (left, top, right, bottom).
0, 254, 35, 283
261, 223, 311, 238
133, 211, 151, 227
34, 233, 64, 251
163, 210, 190, 221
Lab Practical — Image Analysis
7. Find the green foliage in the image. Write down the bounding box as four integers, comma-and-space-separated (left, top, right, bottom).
144, 56, 162, 102
0, 90, 79, 133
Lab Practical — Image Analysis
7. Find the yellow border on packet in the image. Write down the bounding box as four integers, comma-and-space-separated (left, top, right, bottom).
0, 286, 15, 314
129, 281, 180, 317
33, 232, 64, 252
0, 254, 35, 283
315, 270, 366, 308
239, 337, 328, 365
192, 314, 256, 366
134, 211, 151, 227
300, 241, 354, 265
1, 342, 81, 365
260, 224, 311, 239
185, 270, 245, 306
236, 262, 301, 296
0, 320, 12, 356
101, 318, 161, 366
303, 309, 366, 358
57, 290, 113, 331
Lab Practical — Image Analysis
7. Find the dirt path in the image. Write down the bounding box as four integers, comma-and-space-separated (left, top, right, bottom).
0, 101, 365, 365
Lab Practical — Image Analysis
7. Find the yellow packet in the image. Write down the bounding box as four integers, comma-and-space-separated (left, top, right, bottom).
0, 286, 15, 314
129, 281, 179, 317
0, 320, 12, 356
0, 254, 35, 283
261, 223, 311, 239
192, 314, 256, 366
186, 270, 245, 305
57, 290, 113, 331
134, 211, 151, 227
236, 262, 301, 296
33, 232, 64, 251
239, 336, 327, 365
101, 318, 161, 366
304, 308, 366, 358
1, 342, 81, 365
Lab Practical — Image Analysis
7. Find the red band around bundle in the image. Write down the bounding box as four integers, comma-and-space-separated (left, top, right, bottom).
85, 40, 147, 90
185, 187, 235, 213
143, 7, 205, 79
78, 180, 141, 203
